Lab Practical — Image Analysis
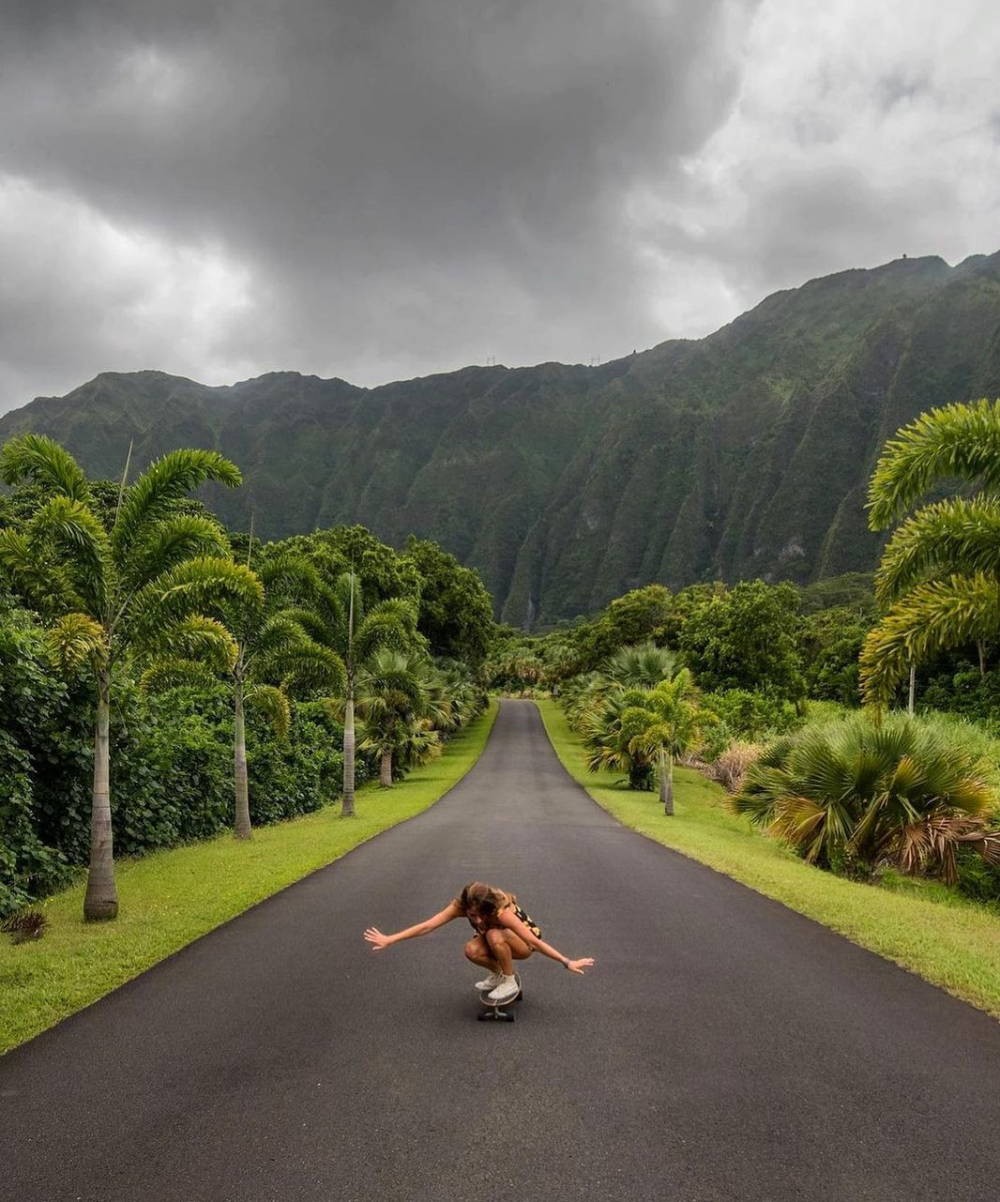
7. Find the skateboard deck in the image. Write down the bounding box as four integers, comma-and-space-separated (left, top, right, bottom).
477, 972, 522, 1022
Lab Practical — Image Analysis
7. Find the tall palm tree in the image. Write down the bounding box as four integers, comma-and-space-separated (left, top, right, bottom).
619, 669, 714, 815
143, 550, 323, 839
862, 398, 1000, 709
733, 715, 1000, 880
0, 435, 259, 919
283, 570, 417, 816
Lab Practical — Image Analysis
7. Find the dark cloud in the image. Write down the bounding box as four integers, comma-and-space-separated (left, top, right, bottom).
2, 1, 996, 415
0, 0, 755, 409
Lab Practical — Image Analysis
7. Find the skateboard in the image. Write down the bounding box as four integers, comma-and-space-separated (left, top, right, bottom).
477, 972, 523, 1022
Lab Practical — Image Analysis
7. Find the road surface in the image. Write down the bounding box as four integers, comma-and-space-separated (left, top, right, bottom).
2, 699, 998, 1201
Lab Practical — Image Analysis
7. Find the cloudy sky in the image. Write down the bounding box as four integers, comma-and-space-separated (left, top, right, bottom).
1, 0, 997, 413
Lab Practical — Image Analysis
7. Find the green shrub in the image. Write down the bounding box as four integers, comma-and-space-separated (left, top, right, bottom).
0, 729, 70, 917
735, 714, 1000, 881
699, 689, 799, 741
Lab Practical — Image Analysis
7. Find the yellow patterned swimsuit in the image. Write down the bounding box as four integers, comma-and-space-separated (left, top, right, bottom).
457, 896, 541, 938
488, 902, 541, 939
510, 903, 541, 938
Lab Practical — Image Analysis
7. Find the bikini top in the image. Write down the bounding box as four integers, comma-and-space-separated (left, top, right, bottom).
461, 900, 541, 938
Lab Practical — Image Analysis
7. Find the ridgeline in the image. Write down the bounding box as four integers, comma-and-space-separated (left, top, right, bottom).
4, 250, 999, 627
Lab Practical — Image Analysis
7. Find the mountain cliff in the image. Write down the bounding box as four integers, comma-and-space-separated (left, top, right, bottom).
3, 251, 999, 627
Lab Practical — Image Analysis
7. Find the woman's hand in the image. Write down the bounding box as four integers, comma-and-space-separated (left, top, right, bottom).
364, 926, 392, 951
565, 957, 595, 975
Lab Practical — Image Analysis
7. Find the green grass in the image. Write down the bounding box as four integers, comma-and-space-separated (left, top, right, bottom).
537, 699, 1000, 1021
0, 702, 498, 1055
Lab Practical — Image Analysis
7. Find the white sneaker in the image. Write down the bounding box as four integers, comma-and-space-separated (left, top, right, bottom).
475, 970, 504, 992
486, 976, 520, 1003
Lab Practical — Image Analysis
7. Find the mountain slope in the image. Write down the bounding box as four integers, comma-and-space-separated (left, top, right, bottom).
3, 252, 999, 627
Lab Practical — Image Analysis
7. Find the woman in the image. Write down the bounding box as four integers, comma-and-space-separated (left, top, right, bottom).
364, 880, 595, 1002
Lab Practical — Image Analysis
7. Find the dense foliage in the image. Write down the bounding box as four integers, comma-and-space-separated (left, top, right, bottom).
734, 715, 1000, 883
0, 450, 490, 918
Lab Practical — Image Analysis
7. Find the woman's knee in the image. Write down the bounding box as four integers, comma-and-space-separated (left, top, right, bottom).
465, 937, 486, 961
485, 928, 507, 951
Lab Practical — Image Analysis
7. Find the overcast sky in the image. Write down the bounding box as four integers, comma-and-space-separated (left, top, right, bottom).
1, 0, 998, 413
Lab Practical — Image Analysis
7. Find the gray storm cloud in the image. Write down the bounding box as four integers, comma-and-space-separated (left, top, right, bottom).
0, 0, 997, 413
0, 0, 754, 409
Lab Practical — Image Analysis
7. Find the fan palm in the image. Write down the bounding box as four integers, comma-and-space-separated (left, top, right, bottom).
0, 435, 259, 919
282, 570, 417, 815
578, 687, 657, 791
601, 642, 678, 689
862, 398, 1000, 709
733, 715, 1000, 880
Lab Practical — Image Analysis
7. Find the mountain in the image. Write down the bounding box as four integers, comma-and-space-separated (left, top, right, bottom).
3, 252, 1000, 628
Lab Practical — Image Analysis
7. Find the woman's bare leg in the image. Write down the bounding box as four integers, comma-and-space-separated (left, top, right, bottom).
465, 934, 496, 969
486, 928, 533, 975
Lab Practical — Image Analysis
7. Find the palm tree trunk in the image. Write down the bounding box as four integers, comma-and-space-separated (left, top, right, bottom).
978, 640, 987, 677
380, 749, 393, 787
664, 750, 675, 817
234, 677, 251, 839
84, 666, 118, 921
342, 682, 356, 817
908, 664, 916, 716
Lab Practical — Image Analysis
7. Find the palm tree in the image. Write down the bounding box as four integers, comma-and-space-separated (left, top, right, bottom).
602, 642, 678, 689
354, 649, 439, 786
143, 550, 323, 839
733, 715, 1000, 880
578, 687, 657, 791
862, 398, 1000, 709
283, 570, 417, 816
619, 669, 715, 815
0, 435, 260, 919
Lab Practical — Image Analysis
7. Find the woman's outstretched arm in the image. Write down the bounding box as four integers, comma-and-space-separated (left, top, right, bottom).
364, 902, 462, 950
500, 910, 595, 975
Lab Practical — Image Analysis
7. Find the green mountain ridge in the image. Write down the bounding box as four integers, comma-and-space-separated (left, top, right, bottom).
3, 251, 1000, 627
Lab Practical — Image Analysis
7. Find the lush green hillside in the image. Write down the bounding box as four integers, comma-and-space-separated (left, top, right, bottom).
4, 251, 1000, 626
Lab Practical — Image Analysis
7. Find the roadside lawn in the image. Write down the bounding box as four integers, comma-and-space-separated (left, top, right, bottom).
0, 702, 497, 1055
537, 699, 1000, 1021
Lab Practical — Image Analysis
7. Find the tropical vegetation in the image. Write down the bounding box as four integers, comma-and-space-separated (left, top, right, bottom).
0, 438, 492, 921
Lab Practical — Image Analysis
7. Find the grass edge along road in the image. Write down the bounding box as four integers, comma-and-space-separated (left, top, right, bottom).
0, 702, 498, 1055
536, 699, 1000, 1022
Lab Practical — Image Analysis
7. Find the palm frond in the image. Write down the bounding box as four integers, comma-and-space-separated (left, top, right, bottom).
124, 515, 232, 593
130, 558, 262, 646
354, 599, 418, 660
0, 434, 90, 501
0, 528, 80, 614
144, 614, 238, 673
247, 683, 291, 738
27, 495, 112, 616
281, 642, 348, 695
258, 553, 320, 601
46, 612, 105, 671
868, 397, 1000, 529
140, 657, 213, 694
860, 574, 1000, 709
874, 497, 1000, 606
112, 449, 242, 557
276, 606, 334, 648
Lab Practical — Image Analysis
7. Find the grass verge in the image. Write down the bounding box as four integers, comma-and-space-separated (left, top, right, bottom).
0, 702, 498, 1055
537, 699, 1000, 1021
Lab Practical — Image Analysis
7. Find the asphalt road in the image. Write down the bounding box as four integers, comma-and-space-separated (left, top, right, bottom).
3, 699, 999, 1201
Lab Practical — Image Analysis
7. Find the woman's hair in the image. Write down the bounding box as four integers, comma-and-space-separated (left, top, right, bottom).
455, 881, 514, 917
